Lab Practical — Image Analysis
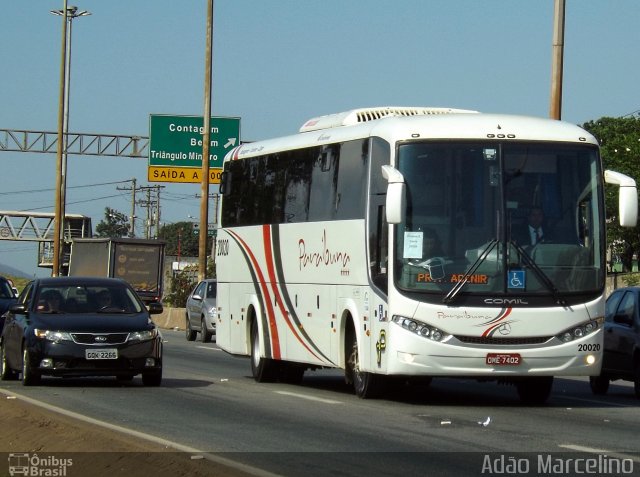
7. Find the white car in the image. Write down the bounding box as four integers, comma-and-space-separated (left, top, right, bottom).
185, 279, 216, 342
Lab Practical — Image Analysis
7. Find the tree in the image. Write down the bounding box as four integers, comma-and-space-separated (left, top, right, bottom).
158, 221, 202, 257
164, 267, 197, 307
95, 207, 130, 238
583, 116, 640, 272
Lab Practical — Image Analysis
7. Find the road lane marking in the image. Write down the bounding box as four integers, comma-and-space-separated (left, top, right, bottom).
274, 390, 342, 404
559, 444, 640, 463
0, 388, 278, 477
196, 345, 222, 351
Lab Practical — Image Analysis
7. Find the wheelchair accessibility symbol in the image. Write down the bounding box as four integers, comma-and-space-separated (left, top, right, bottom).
508, 270, 526, 289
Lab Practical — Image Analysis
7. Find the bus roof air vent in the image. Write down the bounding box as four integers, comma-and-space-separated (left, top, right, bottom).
299, 106, 478, 132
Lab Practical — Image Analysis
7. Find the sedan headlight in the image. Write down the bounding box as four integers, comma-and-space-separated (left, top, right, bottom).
34, 329, 73, 343
127, 328, 158, 342
207, 306, 217, 319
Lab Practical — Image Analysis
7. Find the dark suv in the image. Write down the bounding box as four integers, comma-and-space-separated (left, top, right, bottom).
0, 277, 18, 333
590, 286, 640, 398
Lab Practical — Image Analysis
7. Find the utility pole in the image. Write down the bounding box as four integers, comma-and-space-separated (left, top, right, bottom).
135, 185, 164, 239
549, 0, 565, 120
199, 0, 214, 281
116, 178, 137, 237
145, 188, 152, 239
155, 186, 162, 238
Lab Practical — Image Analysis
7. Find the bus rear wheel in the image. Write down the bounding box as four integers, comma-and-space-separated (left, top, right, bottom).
250, 320, 278, 382
279, 362, 305, 385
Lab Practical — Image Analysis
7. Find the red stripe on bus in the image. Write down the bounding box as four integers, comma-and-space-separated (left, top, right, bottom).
229, 230, 281, 359
481, 308, 512, 338
262, 225, 323, 362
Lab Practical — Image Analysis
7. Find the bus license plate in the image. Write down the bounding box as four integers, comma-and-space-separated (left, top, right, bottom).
85, 349, 118, 360
486, 353, 521, 366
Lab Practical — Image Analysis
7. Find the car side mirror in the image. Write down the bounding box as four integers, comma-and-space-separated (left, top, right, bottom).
192, 294, 203, 301
613, 313, 633, 326
9, 303, 27, 314
147, 302, 163, 315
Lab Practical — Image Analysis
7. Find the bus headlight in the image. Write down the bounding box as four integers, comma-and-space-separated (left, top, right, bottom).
392, 316, 448, 342
556, 317, 603, 343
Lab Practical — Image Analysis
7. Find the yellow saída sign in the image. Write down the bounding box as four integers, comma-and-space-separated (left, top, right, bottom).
147, 166, 222, 184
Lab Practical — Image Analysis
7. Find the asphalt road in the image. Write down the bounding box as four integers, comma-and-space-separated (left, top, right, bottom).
2, 329, 640, 476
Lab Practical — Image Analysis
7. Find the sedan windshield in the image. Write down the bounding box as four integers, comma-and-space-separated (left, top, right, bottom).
394, 141, 604, 303
35, 285, 144, 314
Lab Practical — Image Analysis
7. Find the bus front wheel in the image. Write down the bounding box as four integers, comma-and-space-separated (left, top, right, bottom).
250, 320, 278, 382
346, 330, 384, 399
516, 376, 553, 405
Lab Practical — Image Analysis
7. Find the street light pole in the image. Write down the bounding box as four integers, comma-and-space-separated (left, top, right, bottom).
549, 0, 565, 120
51, 4, 91, 276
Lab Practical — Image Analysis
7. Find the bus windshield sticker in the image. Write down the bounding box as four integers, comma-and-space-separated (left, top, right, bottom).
508, 270, 526, 289
403, 231, 423, 259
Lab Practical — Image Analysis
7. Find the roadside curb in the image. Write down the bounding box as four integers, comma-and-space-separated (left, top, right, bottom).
154, 307, 185, 330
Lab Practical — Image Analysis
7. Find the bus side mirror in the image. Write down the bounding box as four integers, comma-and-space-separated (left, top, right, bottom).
381, 165, 406, 224
605, 170, 638, 227
220, 171, 231, 196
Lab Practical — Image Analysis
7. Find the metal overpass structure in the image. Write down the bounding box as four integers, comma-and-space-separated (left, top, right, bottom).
0, 211, 92, 268
0, 128, 147, 269
0, 128, 148, 158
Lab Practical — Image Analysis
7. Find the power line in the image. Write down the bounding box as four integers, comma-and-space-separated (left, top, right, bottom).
0, 179, 132, 196
621, 109, 640, 118
16, 193, 128, 212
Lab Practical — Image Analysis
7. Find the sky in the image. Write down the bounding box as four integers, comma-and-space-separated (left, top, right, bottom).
1, 0, 639, 277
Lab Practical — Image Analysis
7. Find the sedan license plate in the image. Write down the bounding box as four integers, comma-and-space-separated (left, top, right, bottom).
85, 349, 118, 360
486, 353, 521, 366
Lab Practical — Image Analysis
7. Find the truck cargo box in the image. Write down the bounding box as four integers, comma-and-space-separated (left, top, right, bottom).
68, 238, 165, 303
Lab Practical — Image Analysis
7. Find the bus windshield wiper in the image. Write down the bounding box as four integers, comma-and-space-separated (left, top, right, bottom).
510, 240, 566, 306
443, 239, 498, 304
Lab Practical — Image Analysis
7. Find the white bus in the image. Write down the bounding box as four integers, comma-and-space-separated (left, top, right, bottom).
215, 107, 637, 403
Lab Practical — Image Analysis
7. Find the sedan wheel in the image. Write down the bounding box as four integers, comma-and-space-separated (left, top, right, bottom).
200, 317, 212, 343
0, 342, 18, 381
185, 316, 197, 341
142, 368, 162, 387
21, 348, 41, 386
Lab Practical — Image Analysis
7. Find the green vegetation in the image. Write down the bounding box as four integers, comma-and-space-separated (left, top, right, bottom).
163, 267, 197, 307
583, 116, 640, 272
3, 274, 30, 294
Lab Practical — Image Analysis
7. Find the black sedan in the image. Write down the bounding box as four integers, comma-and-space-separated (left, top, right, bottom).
0, 277, 163, 386
590, 286, 640, 398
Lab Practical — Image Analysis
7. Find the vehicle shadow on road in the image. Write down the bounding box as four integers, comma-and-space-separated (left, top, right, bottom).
294, 374, 640, 408
32, 377, 214, 388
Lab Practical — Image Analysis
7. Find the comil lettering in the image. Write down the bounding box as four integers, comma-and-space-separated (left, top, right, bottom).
298, 230, 350, 270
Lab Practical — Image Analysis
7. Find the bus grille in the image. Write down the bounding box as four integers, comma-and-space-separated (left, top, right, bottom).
455, 335, 552, 346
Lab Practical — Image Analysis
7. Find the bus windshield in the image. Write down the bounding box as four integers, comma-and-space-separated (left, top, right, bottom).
394, 141, 603, 301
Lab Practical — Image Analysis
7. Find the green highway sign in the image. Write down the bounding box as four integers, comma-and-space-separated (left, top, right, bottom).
148, 114, 241, 169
